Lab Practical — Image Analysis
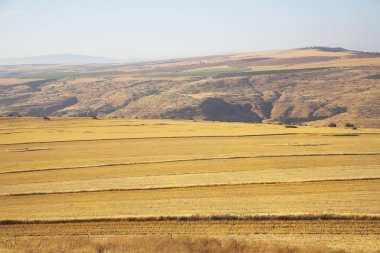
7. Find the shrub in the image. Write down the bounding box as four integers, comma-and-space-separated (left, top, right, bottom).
345, 122, 354, 128
43, 116, 50, 120
280, 116, 328, 124
328, 123, 337, 127
285, 125, 298, 128
329, 106, 347, 116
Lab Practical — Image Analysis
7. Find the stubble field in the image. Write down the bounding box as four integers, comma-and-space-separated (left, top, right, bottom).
0, 117, 379, 252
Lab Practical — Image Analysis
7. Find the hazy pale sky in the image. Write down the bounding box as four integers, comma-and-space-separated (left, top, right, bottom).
1, 0, 380, 60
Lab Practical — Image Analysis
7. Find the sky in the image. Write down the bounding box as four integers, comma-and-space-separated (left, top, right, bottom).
1, 0, 380, 60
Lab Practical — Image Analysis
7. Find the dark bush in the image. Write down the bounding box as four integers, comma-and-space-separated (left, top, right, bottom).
328, 123, 337, 127
345, 122, 354, 128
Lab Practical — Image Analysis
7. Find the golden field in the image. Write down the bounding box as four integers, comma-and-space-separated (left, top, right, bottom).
1, 219, 379, 253
0, 117, 379, 252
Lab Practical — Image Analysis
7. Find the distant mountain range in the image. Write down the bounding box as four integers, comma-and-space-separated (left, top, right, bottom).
0, 54, 128, 65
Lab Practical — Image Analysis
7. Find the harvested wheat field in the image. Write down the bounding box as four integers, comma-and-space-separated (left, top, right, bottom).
0, 117, 379, 252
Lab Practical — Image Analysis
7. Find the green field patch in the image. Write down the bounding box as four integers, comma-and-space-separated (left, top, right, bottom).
137, 68, 250, 78
214, 67, 333, 78
366, 74, 380, 79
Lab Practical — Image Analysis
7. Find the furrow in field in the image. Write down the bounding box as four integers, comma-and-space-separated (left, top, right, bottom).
1, 152, 379, 174
1, 165, 379, 196
0, 133, 300, 146
1, 132, 379, 146
1, 214, 380, 225
1, 180, 378, 221
4, 177, 380, 197
1, 220, 378, 237
2, 155, 378, 186
1, 220, 379, 252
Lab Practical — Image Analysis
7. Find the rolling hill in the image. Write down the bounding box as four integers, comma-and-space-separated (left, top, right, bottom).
0, 47, 380, 127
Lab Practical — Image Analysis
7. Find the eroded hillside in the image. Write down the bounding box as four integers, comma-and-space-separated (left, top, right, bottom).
1, 47, 380, 127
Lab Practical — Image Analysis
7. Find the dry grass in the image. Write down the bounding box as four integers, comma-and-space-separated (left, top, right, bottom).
1, 219, 377, 252
0, 235, 349, 253
0, 118, 379, 220
1, 165, 379, 196
1, 118, 379, 173
1, 117, 374, 145
1, 214, 379, 225
1, 179, 379, 220
0, 118, 379, 252
1, 155, 379, 186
